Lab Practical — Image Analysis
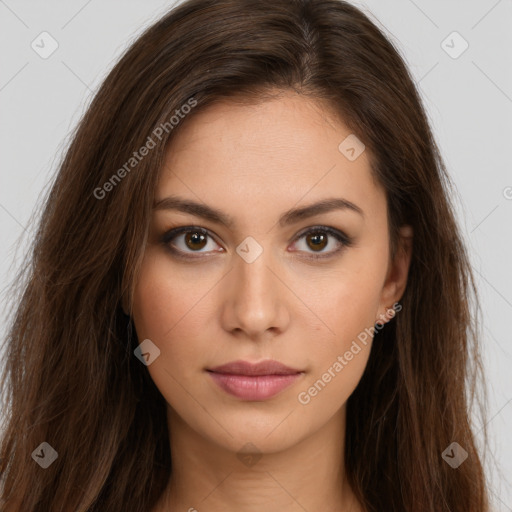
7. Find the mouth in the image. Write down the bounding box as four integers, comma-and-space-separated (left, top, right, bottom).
206, 360, 304, 401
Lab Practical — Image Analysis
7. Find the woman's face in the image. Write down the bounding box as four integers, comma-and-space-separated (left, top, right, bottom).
131, 90, 411, 454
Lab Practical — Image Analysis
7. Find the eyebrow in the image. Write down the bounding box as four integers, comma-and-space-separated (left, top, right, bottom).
153, 195, 364, 228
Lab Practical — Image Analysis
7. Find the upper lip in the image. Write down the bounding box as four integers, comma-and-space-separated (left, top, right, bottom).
207, 360, 303, 376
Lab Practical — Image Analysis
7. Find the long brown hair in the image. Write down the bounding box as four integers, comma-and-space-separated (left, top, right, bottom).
0, 0, 490, 510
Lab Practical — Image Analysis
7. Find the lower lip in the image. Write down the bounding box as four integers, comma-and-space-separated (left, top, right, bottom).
207, 371, 302, 400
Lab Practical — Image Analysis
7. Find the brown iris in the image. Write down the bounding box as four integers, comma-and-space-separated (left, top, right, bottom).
183, 229, 329, 253
185, 231, 208, 251
306, 231, 328, 251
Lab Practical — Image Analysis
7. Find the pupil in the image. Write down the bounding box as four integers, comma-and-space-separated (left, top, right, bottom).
309, 232, 327, 251
186, 232, 206, 250
183, 231, 328, 252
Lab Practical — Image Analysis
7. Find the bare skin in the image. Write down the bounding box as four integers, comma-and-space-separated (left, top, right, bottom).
129, 89, 413, 512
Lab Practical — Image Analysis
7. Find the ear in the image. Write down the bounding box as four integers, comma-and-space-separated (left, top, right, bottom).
375, 225, 413, 326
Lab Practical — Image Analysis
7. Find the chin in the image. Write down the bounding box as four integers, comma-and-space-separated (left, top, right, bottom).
204, 410, 312, 456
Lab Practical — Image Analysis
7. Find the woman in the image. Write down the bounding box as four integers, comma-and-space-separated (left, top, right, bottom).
0, 0, 490, 510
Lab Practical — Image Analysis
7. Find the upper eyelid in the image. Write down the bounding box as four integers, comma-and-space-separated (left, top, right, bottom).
162, 225, 349, 252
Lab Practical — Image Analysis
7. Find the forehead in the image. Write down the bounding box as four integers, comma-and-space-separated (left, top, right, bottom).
157, 92, 385, 225
165, 91, 347, 156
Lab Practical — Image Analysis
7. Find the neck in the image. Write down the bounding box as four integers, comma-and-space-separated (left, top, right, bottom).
155, 404, 363, 512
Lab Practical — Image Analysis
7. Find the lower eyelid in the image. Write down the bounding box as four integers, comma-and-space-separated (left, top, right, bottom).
162, 226, 351, 258
163, 228, 219, 255
292, 232, 348, 258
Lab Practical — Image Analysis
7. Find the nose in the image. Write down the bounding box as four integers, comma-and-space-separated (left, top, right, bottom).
219, 240, 290, 341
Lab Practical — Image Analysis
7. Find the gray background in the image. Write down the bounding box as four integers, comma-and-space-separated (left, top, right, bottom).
0, 0, 511, 509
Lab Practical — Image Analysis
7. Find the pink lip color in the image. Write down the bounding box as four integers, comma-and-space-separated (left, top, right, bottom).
208, 372, 302, 400
207, 360, 304, 401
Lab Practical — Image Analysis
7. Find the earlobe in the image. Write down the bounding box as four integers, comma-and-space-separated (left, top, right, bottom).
375, 304, 398, 327
376, 225, 413, 325
395, 225, 413, 298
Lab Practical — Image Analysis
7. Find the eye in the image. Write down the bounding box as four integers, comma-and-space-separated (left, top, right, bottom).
290, 226, 353, 259
160, 225, 353, 260
161, 226, 223, 259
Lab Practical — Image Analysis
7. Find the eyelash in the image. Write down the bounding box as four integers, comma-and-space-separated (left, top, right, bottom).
160, 225, 353, 261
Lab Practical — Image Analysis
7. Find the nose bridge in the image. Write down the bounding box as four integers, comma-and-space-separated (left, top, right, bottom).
237, 240, 272, 298
222, 235, 288, 337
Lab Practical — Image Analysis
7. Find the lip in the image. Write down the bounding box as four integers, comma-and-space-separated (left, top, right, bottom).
207, 360, 304, 400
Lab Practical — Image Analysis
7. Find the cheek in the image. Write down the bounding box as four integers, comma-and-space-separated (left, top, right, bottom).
300, 253, 386, 352
132, 249, 214, 340
131, 252, 211, 388
293, 250, 387, 409
132, 253, 181, 340
295, 282, 376, 416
